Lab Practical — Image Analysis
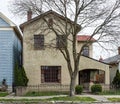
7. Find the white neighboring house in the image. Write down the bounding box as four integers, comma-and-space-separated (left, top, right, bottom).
103, 47, 120, 84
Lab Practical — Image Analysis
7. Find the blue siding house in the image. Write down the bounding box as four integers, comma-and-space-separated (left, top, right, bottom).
0, 12, 22, 91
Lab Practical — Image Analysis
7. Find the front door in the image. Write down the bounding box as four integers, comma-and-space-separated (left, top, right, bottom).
79, 69, 105, 90
79, 70, 90, 90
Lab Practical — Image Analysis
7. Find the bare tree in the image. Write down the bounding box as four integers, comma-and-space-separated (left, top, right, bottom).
10, 0, 120, 96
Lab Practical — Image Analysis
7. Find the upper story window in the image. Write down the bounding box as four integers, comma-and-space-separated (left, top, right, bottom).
34, 34, 44, 50
56, 35, 67, 49
82, 46, 89, 57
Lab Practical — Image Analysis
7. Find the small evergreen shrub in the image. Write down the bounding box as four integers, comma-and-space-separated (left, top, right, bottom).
112, 69, 120, 89
75, 85, 83, 94
14, 63, 29, 86
91, 84, 102, 94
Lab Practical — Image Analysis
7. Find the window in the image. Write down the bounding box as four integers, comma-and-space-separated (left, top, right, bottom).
34, 35, 44, 49
41, 66, 61, 83
56, 35, 67, 49
82, 46, 89, 57
96, 71, 105, 83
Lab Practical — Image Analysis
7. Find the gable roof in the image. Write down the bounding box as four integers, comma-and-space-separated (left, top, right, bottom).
20, 10, 81, 31
0, 12, 22, 42
103, 54, 120, 64
77, 35, 96, 42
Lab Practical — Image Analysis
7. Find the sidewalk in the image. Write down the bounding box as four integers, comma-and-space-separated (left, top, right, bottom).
1, 93, 120, 103
78, 94, 120, 103
1, 94, 67, 99
77, 94, 109, 102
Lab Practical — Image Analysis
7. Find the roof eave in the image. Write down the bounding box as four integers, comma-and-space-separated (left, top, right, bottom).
20, 10, 81, 30
13, 26, 23, 44
82, 55, 109, 65
77, 40, 96, 42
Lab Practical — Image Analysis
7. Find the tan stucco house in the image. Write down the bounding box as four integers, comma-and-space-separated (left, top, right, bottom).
20, 10, 110, 91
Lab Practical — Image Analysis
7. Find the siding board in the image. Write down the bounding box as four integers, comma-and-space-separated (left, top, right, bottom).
0, 17, 10, 27
0, 30, 22, 86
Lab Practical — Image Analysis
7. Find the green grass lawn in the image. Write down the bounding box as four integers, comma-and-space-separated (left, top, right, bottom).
0, 99, 43, 104
100, 90, 120, 95
0, 92, 8, 97
108, 98, 120, 102
0, 96, 96, 102
45, 96, 96, 102
24, 91, 68, 96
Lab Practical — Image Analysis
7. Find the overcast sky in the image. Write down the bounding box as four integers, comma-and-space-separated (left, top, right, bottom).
0, 0, 118, 59
0, 0, 13, 21
0, 0, 24, 25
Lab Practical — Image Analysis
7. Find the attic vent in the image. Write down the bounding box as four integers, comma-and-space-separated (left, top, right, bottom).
48, 18, 53, 27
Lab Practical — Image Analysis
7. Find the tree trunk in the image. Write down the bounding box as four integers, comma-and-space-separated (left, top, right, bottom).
69, 74, 76, 96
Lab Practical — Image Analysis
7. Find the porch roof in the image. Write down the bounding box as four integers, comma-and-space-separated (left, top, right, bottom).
82, 55, 109, 65
79, 56, 109, 71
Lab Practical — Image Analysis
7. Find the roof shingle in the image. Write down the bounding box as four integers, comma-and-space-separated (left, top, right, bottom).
103, 54, 120, 64
77, 35, 96, 42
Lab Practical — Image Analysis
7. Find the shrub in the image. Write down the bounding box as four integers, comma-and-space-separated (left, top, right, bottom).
75, 85, 83, 94
112, 69, 120, 89
14, 63, 29, 86
91, 84, 102, 94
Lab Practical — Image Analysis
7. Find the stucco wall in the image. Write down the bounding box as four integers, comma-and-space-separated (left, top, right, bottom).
23, 15, 72, 85
23, 14, 110, 86
109, 65, 117, 84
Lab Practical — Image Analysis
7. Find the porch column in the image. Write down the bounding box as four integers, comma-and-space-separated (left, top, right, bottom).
105, 67, 110, 85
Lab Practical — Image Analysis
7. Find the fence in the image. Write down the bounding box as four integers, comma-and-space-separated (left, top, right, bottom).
101, 84, 120, 91
15, 84, 120, 96
102, 84, 120, 94
100, 84, 110, 91
27, 84, 70, 92
83, 82, 110, 92
15, 84, 70, 96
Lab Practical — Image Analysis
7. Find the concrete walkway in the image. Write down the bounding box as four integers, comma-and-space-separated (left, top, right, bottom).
1, 95, 67, 99
77, 94, 109, 102
2, 93, 120, 103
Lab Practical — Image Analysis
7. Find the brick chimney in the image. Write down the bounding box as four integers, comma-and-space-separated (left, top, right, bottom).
99, 56, 103, 62
118, 47, 120, 55
27, 9, 32, 21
